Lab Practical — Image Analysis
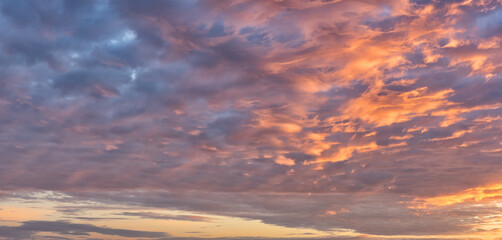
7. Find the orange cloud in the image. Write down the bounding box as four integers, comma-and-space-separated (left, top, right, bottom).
412, 184, 502, 208
332, 87, 454, 127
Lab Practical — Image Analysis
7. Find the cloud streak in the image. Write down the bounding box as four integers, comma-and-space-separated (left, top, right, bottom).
0, 220, 168, 239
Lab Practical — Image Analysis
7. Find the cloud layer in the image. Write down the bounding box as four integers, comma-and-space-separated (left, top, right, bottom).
1, 0, 502, 239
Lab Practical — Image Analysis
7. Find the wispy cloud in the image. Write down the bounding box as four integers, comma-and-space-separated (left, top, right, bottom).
0, 220, 168, 239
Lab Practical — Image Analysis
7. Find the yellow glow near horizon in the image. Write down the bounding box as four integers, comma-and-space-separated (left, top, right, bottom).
0, 195, 339, 239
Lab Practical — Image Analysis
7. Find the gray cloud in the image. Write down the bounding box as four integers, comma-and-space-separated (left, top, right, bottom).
118, 212, 214, 222
0, 220, 168, 239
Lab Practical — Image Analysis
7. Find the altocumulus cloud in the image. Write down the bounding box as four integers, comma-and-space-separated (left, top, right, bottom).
0, 0, 502, 238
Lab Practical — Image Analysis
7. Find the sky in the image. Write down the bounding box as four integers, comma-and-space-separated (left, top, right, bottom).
0, 0, 502, 239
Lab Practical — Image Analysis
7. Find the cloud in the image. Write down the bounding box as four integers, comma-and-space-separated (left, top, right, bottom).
0, 220, 168, 239
0, 0, 502, 238
118, 212, 214, 222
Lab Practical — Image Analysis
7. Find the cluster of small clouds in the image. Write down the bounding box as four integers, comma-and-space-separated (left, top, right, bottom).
1, 0, 502, 238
